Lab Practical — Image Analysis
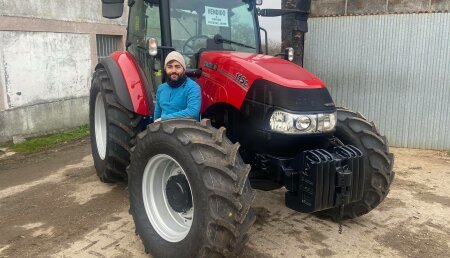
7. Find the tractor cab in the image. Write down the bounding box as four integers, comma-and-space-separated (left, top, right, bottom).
103, 0, 260, 93
122, 0, 262, 96
103, 0, 307, 98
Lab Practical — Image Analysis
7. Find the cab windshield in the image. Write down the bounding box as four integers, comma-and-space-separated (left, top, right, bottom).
169, 0, 258, 59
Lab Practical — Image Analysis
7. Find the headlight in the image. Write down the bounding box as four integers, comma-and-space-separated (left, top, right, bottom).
269, 111, 294, 132
295, 116, 311, 131
321, 112, 337, 131
269, 110, 337, 134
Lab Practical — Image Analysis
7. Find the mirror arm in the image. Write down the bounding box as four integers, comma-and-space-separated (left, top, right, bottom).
157, 46, 177, 51
260, 27, 268, 54
258, 8, 309, 17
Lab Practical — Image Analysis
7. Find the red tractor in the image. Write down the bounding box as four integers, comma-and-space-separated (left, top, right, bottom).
90, 0, 394, 257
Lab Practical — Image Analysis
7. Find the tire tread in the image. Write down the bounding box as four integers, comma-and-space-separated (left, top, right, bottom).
319, 107, 394, 220
128, 119, 255, 257
89, 68, 143, 183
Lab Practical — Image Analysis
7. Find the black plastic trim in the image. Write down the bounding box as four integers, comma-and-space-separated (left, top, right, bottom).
100, 57, 135, 112
101, 0, 125, 19
246, 79, 335, 112
160, 0, 171, 48
237, 79, 336, 155
186, 68, 202, 78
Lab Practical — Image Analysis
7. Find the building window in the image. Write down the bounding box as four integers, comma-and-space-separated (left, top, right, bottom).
96, 35, 121, 62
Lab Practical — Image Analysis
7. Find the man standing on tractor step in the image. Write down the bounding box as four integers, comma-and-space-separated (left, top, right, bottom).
153, 51, 201, 122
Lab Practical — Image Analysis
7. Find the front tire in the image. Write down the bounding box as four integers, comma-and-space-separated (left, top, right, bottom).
128, 119, 256, 257
89, 68, 143, 182
320, 108, 395, 220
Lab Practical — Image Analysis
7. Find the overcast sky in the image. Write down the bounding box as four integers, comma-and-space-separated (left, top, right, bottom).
259, 0, 282, 42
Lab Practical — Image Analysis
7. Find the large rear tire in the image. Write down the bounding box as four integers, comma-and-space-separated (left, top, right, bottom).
128, 119, 256, 257
89, 68, 143, 182
319, 107, 395, 220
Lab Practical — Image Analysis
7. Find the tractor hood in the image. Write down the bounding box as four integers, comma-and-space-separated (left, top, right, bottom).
199, 51, 325, 90
198, 51, 334, 115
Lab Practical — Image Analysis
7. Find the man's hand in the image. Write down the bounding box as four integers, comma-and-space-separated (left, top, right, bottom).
154, 118, 162, 123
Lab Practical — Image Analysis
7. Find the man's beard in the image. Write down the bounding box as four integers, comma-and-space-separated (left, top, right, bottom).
166, 71, 187, 88
169, 72, 183, 81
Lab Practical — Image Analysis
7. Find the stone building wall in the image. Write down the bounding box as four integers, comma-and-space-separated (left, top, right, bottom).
0, 0, 128, 142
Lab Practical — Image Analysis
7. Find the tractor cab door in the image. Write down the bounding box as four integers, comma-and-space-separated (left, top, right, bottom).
127, 0, 163, 100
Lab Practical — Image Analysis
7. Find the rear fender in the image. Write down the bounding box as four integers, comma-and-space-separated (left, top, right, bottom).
98, 51, 152, 116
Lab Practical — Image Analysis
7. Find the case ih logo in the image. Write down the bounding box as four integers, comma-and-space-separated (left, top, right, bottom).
235, 73, 248, 88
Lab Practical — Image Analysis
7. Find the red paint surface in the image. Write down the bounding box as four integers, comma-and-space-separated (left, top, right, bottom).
109, 51, 324, 116
111, 51, 150, 116
197, 51, 325, 112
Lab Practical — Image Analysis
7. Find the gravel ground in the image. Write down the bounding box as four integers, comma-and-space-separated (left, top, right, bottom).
0, 139, 449, 258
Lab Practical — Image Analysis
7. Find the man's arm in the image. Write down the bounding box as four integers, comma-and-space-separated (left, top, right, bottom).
161, 84, 201, 120
153, 88, 162, 120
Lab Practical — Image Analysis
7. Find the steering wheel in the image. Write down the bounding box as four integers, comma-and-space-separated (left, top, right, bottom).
182, 35, 210, 54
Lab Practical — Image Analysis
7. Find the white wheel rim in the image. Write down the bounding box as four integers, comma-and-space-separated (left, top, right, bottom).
142, 154, 194, 242
94, 92, 107, 160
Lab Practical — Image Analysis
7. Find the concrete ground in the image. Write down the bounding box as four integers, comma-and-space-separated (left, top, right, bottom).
0, 139, 449, 258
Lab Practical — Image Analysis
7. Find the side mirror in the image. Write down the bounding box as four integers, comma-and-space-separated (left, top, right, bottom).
148, 38, 158, 56
256, 0, 263, 5
102, 0, 124, 19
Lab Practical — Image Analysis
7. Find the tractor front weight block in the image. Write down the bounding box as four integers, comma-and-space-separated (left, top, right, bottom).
284, 146, 364, 213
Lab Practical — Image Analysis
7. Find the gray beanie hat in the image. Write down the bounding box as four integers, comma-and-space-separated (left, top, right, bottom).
164, 51, 186, 71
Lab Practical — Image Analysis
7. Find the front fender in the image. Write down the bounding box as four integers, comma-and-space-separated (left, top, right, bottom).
98, 51, 152, 116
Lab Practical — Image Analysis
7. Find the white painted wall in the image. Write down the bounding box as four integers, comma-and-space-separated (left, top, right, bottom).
0, 0, 128, 141
0, 31, 92, 109
0, 48, 6, 111
0, 0, 128, 25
